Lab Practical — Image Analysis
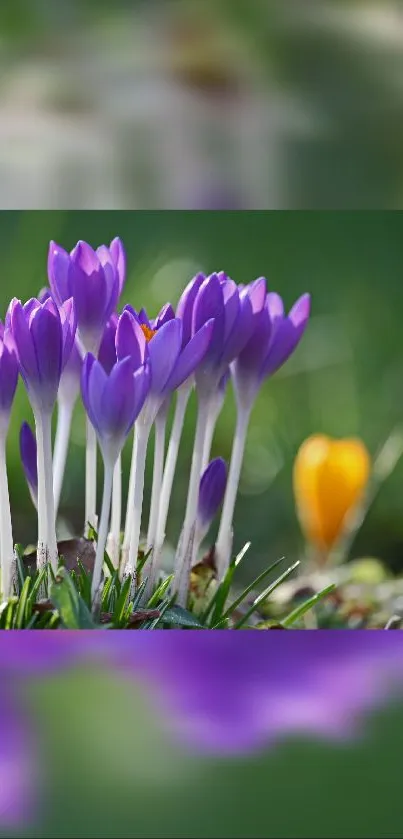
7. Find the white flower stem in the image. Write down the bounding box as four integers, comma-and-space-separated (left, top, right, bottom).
173, 396, 209, 584
85, 416, 97, 538
91, 459, 114, 604
125, 423, 151, 578
35, 410, 58, 575
53, 399, 73, 516
154, 384, 191, 553
0, 433, 14, 598
122, 427, 136, 563
215, 404, 251, 580
146, 413, 166, 552
201, 406, 218, 475
107, 455, 122, 569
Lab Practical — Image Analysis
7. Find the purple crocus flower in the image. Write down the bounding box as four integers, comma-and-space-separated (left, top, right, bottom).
20, 422, 38, 508
117, 308, 214, 418
233, 291, 311, 412
81, 354, 150, 600
191, 272, 267, 398
9, 296, 76, 574
174, 273, 266, 595
215, 291, 311, 580
197, 458, 227, 536
2, 631, 403, 830
48, 238, 124, 354
9, 296, 76, 415
116, 307, 214, 579
81, 355, 150, 467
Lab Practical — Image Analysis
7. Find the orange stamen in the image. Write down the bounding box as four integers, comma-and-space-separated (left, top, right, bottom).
140, 324, 157, 342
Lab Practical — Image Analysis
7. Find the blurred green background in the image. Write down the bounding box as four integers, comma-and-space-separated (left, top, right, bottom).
6, 663, 403, 839
3, 210, 403, 579
0, 0, 402, 208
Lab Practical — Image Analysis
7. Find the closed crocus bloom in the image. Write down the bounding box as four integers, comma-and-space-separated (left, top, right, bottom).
192, 272, 266, 397
81, 355, 149, 467
117, 307, 214, 581
9, 296, 76, 575
293, 434, 371, 556
81, 354, 150, 602
174, 274, 266, 595
19, 422, 38, 509
197, 458, 227, 537
9, 296, 76, 415
48, 239, 123, 355
233, 292, 311, 412
214, 291, 311, 581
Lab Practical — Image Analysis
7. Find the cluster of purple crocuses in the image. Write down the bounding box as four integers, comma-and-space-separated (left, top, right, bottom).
0, 236, 310, 608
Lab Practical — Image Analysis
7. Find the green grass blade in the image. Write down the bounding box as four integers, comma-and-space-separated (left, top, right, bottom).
146, 575, 173, 608
282, 584, 336, 628
201, 542, 251, 625
221, 555, 286, 622
233, 561, 300, 629
14, 577, 32, 628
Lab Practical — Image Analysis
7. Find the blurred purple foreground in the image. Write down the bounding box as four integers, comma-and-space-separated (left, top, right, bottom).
1, 631, 403, 826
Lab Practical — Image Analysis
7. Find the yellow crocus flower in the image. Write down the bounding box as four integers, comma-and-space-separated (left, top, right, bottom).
293, 434, 371, 557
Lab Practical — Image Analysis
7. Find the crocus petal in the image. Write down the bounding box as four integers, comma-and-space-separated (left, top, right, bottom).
81, 354, 104, 434
262, 293, 311, 379
222, 278, 240, 345
10, 299, 40, 389
176, 272, 206, 348
98, 315, 118, 374
102, 358, 139, 440
47, 241, 71, 304
248, 276, 267, 314
148, 318, 182, 396
221, 291, 254, 365
116, 310, 147, 369
59, 298, 77, 371
109, 237, 126, 294
163, 320, 214, 393
0, 332, 18, 418
30, 304, 63, 407
198, 457, 227, 529
192, 274, 225, 365
152, 303, 175, 330
73, 240, 101, 275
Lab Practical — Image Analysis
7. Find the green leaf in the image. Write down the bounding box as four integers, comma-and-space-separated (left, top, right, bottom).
201, 541, 251, 625
76, 559, 92, 607
113, 575, 132, 626
14, 576, 32, 628
50, 568, 97, 629
161, 605, 204, 629
137, 547, 152, 576
14, 544, 27, 590
282, 583, 336, 628
103, 550, 116, 579
30, 566, 48, 605
221, 555, 286, 622
140, 595, 173, 629
146, 575, 173, 608
234, 561, 300, 629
